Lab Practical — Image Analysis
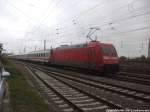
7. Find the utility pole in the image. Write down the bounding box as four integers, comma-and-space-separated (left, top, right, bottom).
121, 40, 123, 48
44, 40, 46, 51
56, 28, 59, 37
148, 38, 150, 58
141, 40, 143, 49
34, 46, 36, 51
23, 46, 26, 53
0, 43, 3, 60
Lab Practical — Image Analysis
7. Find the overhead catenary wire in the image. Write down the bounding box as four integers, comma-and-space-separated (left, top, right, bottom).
47, 0, 148, 30
28, 0, 64, 37
6, 0, 37, 25
55, 0, 135, 26
24, 0, 150, 43
28, 0, 135, 36
41, 17, 150, 41
37, 8, 150, 41
33, 0, 63, 28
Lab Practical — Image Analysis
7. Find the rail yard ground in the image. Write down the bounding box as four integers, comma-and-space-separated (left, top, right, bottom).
3, 59, 49, 112
2, 58, 150, 112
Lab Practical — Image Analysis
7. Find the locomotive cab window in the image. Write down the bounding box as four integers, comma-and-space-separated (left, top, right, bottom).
102, 46, 117, 56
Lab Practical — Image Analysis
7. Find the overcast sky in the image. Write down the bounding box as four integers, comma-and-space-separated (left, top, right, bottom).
0, 0, 150, 57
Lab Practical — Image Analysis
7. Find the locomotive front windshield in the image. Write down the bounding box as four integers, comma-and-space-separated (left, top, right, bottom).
102, 46, 117, 56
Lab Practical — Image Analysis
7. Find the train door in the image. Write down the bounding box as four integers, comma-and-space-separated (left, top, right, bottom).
88, 47, 97, 69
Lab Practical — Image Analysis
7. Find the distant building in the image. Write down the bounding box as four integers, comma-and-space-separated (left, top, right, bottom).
148, 39, 150, 58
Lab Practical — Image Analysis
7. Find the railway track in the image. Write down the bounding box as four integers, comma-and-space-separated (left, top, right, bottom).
33, 62, 150, 86
119, 72, 150, 80
111, 72, 150, 86
22, 62, 150, 111
26, 65, 121, 112
26, 62, 150, 93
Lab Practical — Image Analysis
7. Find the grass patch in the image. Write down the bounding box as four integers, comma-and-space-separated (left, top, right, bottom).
3, 59, 49, 112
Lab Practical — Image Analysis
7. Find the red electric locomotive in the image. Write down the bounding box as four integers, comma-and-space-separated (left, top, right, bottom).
50, 41, 119, 72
